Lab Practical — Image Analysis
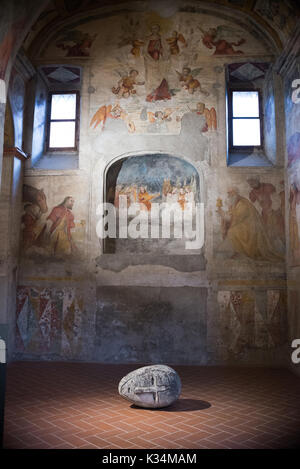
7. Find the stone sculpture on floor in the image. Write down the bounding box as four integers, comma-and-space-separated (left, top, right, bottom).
118, 364, 181, 408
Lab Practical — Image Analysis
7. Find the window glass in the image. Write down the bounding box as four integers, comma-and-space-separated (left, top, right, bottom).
48, 93, 77, 149
49, 121, 76, 148
232, 91, 259, 117
233, 119, 261, 146
231, 91, 261, 146
50, 93, 76, 120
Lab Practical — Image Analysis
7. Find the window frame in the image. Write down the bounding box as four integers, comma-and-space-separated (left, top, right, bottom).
228, 88, 264, 152
46, 90, 80, 152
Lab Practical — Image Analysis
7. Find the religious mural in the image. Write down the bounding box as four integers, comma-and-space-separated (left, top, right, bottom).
56, 30, 97, 57
215, 177, 285, 263
15, 286, 84, 358
105, 154, 200, 254
218, 289, 287, 358
285, 61, 300, 266
198, 25, 246, 55
39, 10, 270, 139
21, 182, 86, 260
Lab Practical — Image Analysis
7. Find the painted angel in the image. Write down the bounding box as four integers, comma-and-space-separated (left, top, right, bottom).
140, 107, 173, 133
176, 67, 209, 95
90, 104, 135, 132
56, 30, 97, 57
166, 31, 187, 55
112, 69, 145, 99
198, 25, 246, 55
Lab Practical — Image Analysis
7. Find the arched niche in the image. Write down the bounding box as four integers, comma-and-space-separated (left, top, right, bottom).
103, 152, 203, 256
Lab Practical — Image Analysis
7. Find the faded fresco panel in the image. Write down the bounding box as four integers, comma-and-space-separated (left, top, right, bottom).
285, 60, 300, 266
218, 289, 287, 358
214, 175, 285, 263
15, 286, 85, 359
21, 176, 88, 261
105, 153, 201, 254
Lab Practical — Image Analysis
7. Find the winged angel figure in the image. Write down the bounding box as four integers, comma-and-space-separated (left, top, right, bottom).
176, 67, 209, 95
198, 25, 246, 55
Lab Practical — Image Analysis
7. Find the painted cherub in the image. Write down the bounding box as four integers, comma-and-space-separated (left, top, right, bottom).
166, 31, 187, 55
176, 67, 209, 95
112, 69, 145, 98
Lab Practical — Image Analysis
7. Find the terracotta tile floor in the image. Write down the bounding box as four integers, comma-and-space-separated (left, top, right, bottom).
3, 363, 300, 449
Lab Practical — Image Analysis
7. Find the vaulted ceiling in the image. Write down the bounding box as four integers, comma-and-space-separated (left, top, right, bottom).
23, 0, 300, 57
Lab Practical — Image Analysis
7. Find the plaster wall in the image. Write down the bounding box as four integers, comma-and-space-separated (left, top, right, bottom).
12, 4, 290, 366
0, 0, 297, 367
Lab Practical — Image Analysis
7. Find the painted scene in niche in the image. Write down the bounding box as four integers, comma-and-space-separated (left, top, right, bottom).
35, 10, 271, 138
15, 286, 84, 358
285, 62, 300, 266
105, 154, 200, 254
218, 289, 287, 359
21, 181, 86, 260
215, 176, 285, 262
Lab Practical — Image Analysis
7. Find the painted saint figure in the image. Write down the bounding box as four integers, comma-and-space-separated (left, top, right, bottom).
247, 177, 285, 249
217, 188, 283, 262
147, 24, 163, 61
46, 196, 76, 257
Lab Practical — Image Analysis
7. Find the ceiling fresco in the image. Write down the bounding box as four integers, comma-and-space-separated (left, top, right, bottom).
23, 0, 300, 58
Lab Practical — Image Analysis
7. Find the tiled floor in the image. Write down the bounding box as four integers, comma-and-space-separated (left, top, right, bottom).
3, 362, 300, 449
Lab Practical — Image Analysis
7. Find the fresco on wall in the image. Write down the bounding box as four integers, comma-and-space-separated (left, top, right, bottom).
90, 103, 135, 132
40, 10, 269, 139
112, 69, 145, 98
21, 183, 86, 260
56, 30, 97, 57
215, 178, 285, 262
106, 154, 200, 254
254, 0, 297, 40
285, 63, 300, 266
218, 289, 287, 358
15, 286, 84, 358
198, 25, 246, 55
112, 154, 199, 209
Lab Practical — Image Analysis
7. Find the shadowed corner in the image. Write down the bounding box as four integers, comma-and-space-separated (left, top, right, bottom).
130, 398, 211, 412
